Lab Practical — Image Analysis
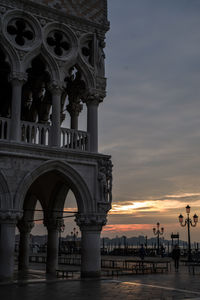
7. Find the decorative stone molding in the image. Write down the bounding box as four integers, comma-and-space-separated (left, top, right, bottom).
43, 22, 78, 61
75, 213, 107, 231
17, 219, 34, 233
98, 158, 113, 204
0, 209, 22, 223
82, 90, 105, 105
48, 80, 64, 95
67, 102, 83, 117
9, 72, 28, 83
2, 9, 42, 52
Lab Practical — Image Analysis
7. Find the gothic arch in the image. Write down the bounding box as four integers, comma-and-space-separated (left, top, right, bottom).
0, 170, 12, 210
14, 160, 94, 213
22, 47, 61, 82
0, 35, 20, 73
63, 58, 96, 91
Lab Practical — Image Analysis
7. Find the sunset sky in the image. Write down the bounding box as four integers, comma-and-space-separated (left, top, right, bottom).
32, 0, 200, 242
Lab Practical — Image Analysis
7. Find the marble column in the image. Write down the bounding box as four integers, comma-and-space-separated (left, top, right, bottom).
75, 213, 107, 278
17, 220, 34, 272
0, 210, 22, 281
49, 82, 63, 147
9, 72, 27, 141
45, 218, 64, 274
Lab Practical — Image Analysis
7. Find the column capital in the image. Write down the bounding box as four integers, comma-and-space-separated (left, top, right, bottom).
17, 219, 34, 233
66, 102, 83, 117
75, 213, 107, 231
44, 217, 65, 232
48, 81, 64, 96
83, 90, 105, 105
9, 72, 28, 84
0, 209, 23, 224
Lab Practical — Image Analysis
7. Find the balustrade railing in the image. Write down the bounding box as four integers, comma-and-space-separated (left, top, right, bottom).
0, 117, 10, 140
0, 118, 89, 152
21, 121, 50, 146
61, 128, 89, 151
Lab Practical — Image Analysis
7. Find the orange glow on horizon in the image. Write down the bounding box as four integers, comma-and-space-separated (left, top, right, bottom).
103, 224, 153, 232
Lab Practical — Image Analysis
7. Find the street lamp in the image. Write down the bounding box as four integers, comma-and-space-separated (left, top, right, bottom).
153, 222, 164, 254
179, 205, 198, 261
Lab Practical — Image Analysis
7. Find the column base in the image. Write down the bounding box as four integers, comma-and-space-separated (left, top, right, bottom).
81, 271, 101, 278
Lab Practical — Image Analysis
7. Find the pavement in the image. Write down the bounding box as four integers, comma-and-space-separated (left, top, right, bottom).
1, 263, 200, 299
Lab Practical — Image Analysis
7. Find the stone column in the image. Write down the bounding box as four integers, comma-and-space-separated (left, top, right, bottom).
67, 102, 83, 130
49, 82, 63, 147
9, 72, 27, 141
0, 210, 22, 281
85, 92, 105, 153
45, 218, 64, 274
75, 213, 107, 278
17, 220, 34, 272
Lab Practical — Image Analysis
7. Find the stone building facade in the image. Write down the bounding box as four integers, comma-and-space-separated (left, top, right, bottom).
0, 0, 112, 280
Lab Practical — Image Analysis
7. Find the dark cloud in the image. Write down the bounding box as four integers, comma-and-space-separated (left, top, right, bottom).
99, 0, 200, 206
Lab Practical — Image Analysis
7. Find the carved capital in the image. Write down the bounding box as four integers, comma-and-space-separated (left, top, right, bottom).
0, 209, 23, 224
66, 102, 83, 116
83, 90, 105, 105
17, 220, 34, 233
9, 72, 28, 84
75, 213, 107, 231
44, 217, 65, 232
48, 81, 64, 96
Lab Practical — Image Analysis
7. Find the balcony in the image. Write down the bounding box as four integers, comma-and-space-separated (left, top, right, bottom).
0, 118, 90, 152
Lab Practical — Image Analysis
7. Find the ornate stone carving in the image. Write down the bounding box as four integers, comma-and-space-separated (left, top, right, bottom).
65, 67, 85, 115
17, 219, 34, 233
48, 80, 64, 96
96, 39, 105, 77
81, 39, 93, 66
46, 30, 70, 57
7, 18, 34, 47
0, 6, 6, 14
83, 90, 105, 105
75, 213, 107, 230
98, 158, 113, 204
0, 209, 22, 223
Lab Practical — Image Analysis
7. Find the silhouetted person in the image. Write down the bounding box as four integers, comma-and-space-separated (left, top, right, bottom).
172, 244, 181, 271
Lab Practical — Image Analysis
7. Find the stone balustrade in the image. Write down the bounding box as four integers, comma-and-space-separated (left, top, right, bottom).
0, 117, 89, 151
60, 127, 90, 151
0, 117, 10, 140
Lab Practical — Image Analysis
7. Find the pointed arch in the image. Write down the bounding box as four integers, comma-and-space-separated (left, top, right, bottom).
14, 160, 94, 213
22, 46, 61, 82
62, 57, 95, 90
0, 35, 20, 73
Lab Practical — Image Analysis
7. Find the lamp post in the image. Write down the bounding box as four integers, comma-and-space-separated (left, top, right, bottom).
179, 205, 198, 261
153, 222, 164, 255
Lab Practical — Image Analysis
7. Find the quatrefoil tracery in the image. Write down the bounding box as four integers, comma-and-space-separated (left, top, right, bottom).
47, 31, 70, 56
7, 19, 34, 47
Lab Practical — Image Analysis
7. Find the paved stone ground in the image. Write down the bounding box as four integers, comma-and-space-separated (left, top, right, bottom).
1, 264, 200, 300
